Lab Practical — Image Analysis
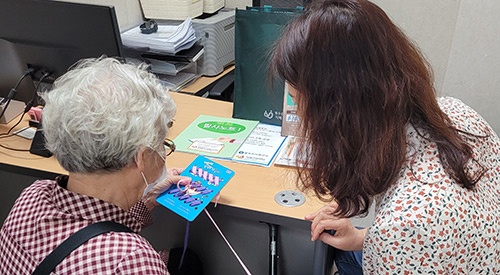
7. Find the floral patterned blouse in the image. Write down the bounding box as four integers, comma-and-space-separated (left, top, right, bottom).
363, 97, 500, 274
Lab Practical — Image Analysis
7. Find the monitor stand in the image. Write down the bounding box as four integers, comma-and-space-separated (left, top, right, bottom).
0, 99, 25, 124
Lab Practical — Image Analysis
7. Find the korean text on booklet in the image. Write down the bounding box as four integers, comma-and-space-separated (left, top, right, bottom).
156, 155, 235, 221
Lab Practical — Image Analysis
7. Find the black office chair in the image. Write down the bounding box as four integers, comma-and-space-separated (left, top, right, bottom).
196, 70, 234, 102
208, 71, 234, 102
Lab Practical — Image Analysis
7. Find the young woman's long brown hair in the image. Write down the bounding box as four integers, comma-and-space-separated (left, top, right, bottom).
271, 0, 483, 218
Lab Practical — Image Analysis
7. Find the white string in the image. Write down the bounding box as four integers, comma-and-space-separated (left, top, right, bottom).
204, 208, 252, 275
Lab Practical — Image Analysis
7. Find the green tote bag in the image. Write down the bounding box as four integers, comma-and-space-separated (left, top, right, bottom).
233, 6, 302, 126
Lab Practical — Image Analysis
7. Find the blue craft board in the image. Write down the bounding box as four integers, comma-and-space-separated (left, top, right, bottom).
156, 155, 235, 221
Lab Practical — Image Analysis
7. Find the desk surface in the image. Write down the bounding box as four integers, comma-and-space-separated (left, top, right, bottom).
0, 92, 325, 221
179, 65, 234, 94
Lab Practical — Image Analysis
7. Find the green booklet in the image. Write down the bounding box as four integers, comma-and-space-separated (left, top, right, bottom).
173, 115, 259, 159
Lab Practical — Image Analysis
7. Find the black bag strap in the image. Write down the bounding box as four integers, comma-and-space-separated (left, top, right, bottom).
32, 221, 134, 275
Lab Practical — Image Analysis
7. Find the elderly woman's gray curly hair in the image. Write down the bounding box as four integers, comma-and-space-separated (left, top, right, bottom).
41, 57, 176, 173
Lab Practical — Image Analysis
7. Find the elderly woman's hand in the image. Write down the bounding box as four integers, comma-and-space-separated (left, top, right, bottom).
167, 167, 184, 176
142, 167, 191, 210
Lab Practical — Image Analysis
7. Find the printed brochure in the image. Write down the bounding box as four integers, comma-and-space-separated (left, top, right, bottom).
174, 115, 286, 167
156, 155, 234, 221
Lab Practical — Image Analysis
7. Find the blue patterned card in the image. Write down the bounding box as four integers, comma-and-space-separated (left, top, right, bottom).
156, 155, 235, 221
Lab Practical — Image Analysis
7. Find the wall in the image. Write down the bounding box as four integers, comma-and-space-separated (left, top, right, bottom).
442, 1, 500, 134
61, 0, 144, 31
61, 0, 499, 133
373, 0, 500, 134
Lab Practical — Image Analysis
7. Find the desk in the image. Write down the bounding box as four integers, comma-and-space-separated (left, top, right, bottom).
179, 65, 234, 96
0, 92, 373, 274
167, 92, 324, 221
0, 92, 323, 220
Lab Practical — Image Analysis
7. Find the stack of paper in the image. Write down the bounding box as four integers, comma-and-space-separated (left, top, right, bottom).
156, 71, 198, 92
142, 45, 204, 75
121, 18, 196, 55
146, 59, 191, 76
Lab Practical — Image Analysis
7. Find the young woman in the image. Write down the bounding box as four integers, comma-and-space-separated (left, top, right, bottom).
271, 0, 500, 273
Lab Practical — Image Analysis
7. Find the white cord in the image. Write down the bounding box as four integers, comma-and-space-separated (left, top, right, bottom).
203, 208, 252, 275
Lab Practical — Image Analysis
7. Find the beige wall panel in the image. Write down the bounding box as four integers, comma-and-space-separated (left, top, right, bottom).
442, 0, 500, 134
372, 1, 499, 134
61, 0, 144, 31
225, 0, 252, 9
371, 0, 460, 94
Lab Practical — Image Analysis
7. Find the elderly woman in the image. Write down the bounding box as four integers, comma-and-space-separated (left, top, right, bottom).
271, 0, 500, 274
0, 57, 189, 274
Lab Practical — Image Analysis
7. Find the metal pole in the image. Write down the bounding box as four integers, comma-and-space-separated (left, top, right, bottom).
261, 222, 280, 275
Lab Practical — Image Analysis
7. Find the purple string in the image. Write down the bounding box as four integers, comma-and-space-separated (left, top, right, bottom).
178, 221, 190, 269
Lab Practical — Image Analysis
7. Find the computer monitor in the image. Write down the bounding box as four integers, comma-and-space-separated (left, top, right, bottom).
0, 0, 123, 104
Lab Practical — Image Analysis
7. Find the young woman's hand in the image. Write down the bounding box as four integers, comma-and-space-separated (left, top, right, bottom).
305, 203, 367, 251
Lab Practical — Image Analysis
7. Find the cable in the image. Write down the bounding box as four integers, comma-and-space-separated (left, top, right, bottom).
0, 67, 35, 105
0, 142, 30, 152
0, 67, 36, 121
0, 133, 16, 139
28, 70, 51, 108
204, 209, 252, 275
2, 71, 50, 135
0, 70, 51, 152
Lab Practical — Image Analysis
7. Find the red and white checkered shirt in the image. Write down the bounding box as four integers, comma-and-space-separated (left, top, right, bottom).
0, 177, 170, 274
